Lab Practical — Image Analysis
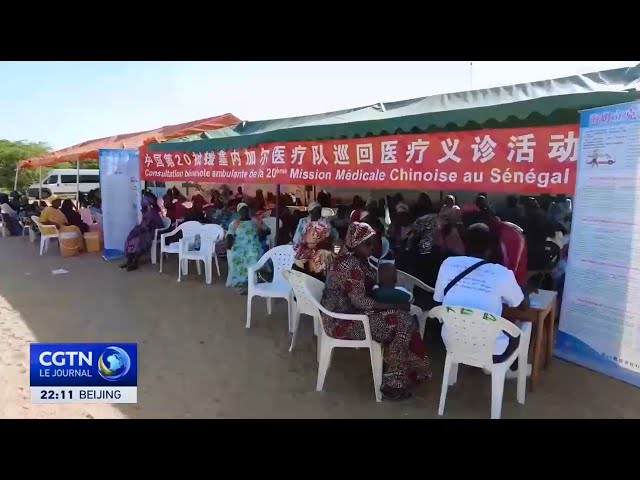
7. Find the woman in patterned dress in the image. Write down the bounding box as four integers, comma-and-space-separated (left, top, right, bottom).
225, 202, 270, 293
320, 222, 432, 401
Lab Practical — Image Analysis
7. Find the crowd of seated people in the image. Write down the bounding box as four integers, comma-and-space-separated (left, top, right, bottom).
120, 186, 571, 321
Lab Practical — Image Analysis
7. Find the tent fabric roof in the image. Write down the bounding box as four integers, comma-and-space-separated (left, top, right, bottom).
19, 113, 241, 169
147, 64, 640, 153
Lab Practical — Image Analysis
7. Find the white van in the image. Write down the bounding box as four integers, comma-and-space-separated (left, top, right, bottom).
28, 169, 100, 199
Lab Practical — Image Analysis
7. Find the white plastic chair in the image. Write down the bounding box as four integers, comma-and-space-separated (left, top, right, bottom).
92, 212, 103, 225
159, 221, 202, 273
21, 221, 31, 238
32, 215, 59, 255
428, 305, 532, 419
246, 245, 295, 331
321, 207, 335, 218
177, 224, 224, 284
262, 217, 282, 249
302, 273, 383, 402
396, 269, 435, 339
281, 269, 322, 355
151, 217, 172, 265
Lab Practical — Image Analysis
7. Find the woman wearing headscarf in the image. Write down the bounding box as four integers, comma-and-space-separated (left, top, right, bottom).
320, 222, 432, 400
60, 199, 90, 234
293, 202, 337, 280
225, 202, 271, 293
293, 202, 337, 246
121, 192, 164, 271
388, 201, 413, 251
439, 195, 461, 222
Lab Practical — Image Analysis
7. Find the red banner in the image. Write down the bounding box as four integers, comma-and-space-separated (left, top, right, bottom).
140, 124, 578, 194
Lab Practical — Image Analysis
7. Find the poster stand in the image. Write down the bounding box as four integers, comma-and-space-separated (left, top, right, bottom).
98, 149, 141, 262
554, 100, 640, 387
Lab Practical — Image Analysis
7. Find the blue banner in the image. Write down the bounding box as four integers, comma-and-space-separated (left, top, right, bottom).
30, 343, 137, 387
98, 149, 141, 261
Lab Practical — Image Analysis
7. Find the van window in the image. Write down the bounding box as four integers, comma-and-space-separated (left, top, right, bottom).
43, 175, 58, 185
80, 175, 100, 183
60, 175, 77, 183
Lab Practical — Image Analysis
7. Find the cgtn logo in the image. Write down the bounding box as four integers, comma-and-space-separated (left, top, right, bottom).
30, 343, 137, 404
37, 347, 131, 380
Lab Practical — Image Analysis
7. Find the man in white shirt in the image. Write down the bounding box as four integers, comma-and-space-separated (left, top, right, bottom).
433, 223, 528, 371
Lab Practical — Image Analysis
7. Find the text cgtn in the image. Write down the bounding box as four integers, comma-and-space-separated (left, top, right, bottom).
39, 351, 92, 367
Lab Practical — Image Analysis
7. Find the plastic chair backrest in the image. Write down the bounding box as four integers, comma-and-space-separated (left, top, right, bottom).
32, 215, 57, 236
198, 224, 225, 254
321, 207, 335, 218
302, 272, 325, 310
397, 269, 434, 293
94, 213, 103, 225
177, 220, 203, 238
263, 245, 295, 278
282, 269, 325, 317
263, 217, 281, 246
429, 305, 522, 366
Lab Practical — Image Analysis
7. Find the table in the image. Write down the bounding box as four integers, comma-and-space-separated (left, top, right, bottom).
502, 289, 558, 392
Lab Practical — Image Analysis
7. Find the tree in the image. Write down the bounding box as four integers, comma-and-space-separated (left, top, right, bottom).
0, 139, 50, 191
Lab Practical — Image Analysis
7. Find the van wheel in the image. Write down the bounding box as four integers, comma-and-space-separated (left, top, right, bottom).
40, 190, 51, 199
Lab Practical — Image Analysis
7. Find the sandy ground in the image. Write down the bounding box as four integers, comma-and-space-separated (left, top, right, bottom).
1, 236, 640, 419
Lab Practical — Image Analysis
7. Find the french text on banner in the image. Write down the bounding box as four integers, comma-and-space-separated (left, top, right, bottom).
140, 124, 578, 194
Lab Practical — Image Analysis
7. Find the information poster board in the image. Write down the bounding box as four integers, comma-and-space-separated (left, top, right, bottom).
98, 149, 141, 261
554, 101, 640, 387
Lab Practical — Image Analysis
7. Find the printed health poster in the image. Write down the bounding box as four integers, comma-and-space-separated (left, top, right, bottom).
98, 149, 141, 261
555, 101, 640, 387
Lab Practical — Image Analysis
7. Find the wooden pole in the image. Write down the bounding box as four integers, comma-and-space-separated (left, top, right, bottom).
38, 166, 42, 200
13, 165, 19, 191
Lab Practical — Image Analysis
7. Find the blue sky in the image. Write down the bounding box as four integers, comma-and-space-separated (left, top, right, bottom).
0, 61, 638, 150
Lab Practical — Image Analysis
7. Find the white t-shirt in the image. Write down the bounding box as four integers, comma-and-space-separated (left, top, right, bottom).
433, 256, 524, 355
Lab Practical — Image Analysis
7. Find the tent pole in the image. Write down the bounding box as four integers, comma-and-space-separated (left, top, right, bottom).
38, 167, 42, 200
275, 184, 280, 247
14, 165, 19, 191
76, 157, 80, 206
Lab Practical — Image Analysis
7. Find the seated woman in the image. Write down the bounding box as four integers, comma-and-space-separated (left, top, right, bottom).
39, 196, 82, 236
225, 203, 270, 294
121, 192, 164, 271
60, 199, 90, 234
320, 222, 432, 401
293, 214, 336, 281
0, 193, 22, 236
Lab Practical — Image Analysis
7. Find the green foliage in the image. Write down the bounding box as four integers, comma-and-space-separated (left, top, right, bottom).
0, 140, 100, 192
0, 139, 50, 190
